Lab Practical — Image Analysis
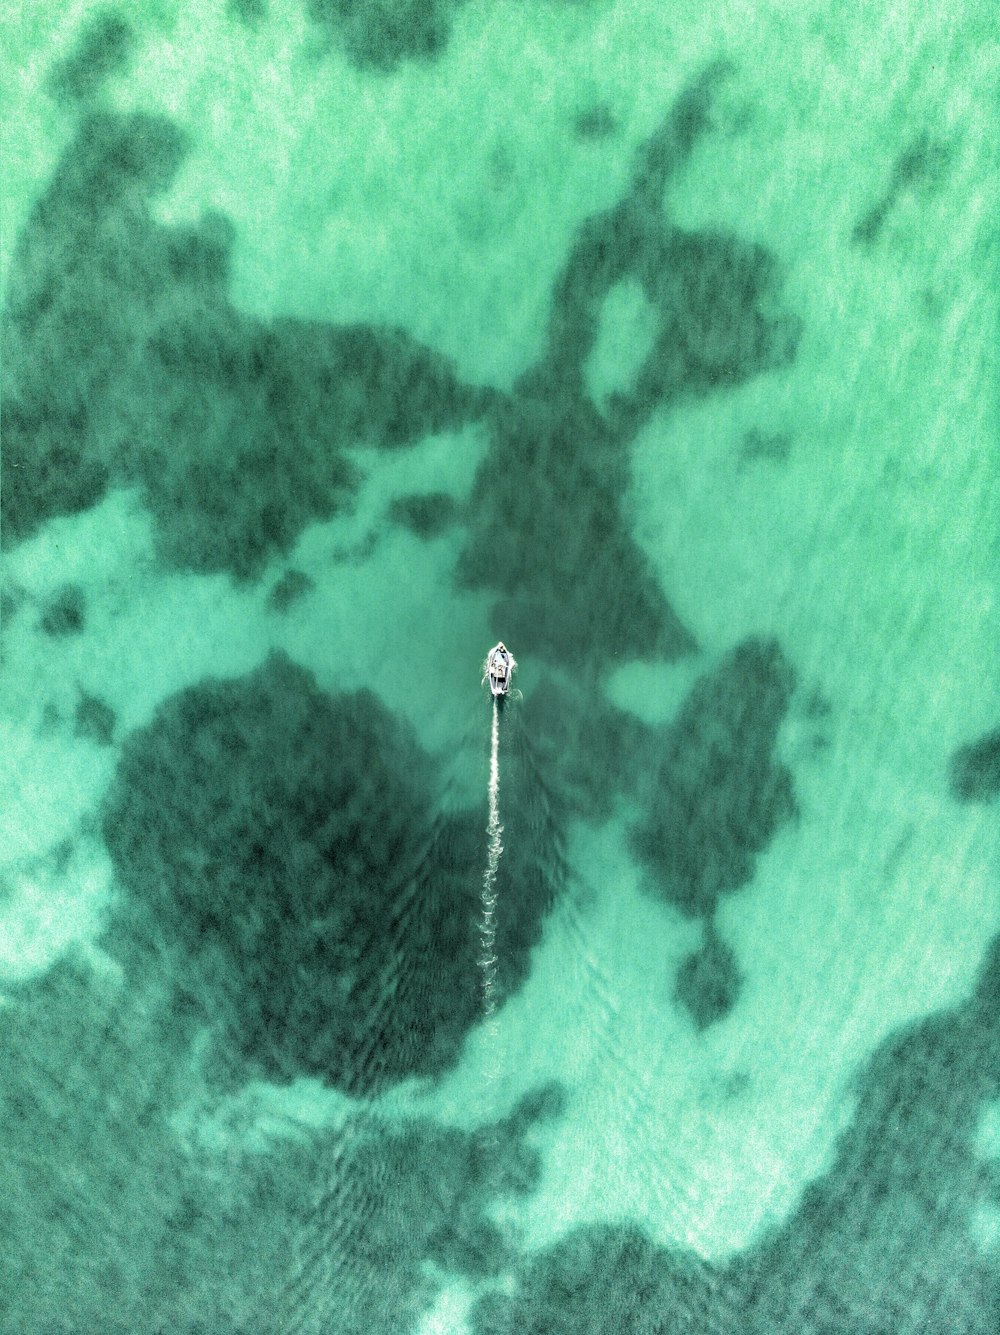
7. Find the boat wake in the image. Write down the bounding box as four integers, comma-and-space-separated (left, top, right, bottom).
478, 696, 503, 1020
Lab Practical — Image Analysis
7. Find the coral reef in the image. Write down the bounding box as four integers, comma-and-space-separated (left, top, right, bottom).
101, 652, 554, 1091
45, 8, 136, 106
458, 68, 800, 674
267, 568, 315, 612
0, 955, 568, 1332
305, 0, 461, 72
388, 491, 460, 539
3, 113, 490, 577
471, 932, 1000, 1335
949, 728, 1000, 804
630, 638, 796, 919
729, 934, 1000, 1332
674, 927, 744, 1031
852, 132, 952, 247
38, 583, 86, 637
470, 1221, 725, 1335
74, 688, 116, 745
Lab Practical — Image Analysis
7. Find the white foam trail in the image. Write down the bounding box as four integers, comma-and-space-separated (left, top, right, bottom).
478, 697, 503, 1019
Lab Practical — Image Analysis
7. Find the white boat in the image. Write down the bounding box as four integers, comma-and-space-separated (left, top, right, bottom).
483, 641, 516, 697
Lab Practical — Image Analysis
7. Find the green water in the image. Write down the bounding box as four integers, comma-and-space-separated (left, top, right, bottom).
2, 2, 999, 1331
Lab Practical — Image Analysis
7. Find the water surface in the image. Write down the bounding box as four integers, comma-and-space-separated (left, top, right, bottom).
2, 3, 998, 1330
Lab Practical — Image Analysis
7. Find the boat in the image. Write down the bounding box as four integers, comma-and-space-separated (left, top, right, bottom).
483, 641, 516, 697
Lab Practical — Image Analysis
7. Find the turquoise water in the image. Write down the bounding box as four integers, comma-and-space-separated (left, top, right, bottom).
2, 3, 999, 1330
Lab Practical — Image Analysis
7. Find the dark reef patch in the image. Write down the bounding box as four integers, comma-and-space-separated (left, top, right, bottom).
674, 927, 743, 1031
45, 9, 136, 106
38, 583, 86, 637
228, 0, 269, 24
0, 962, 191, 1330
518, 674, 656, 825
6, 67, 796, 641
107, 1080, 568, 1333
462, 395, 696, 668
470, 1221, 724, 1335
1, 111, 185, 546
728, 934, 1000, 1333
101, 652, 555, 1092
0, 952, 567, 1332
630, 638, 796, 918
949, 728, 1000, 804
305, 0, 461, 72
101, 651, 440, 1090
388, 490, 460, 539
573, 103, 618, 141
6, 691, 997, 1334
457, 68, 800, 673
546, 218, 800, 432
1, 582, 26, 628
471, 932, 1000, 1335
740, 427, 791, 464
118, 308, 358, 579
74, 687, 116, 745
268, 567, 315, 612
852, 132, 952, 247
313, 1084, 560, 1302
3, 111, 492, 576
534, 61, 799, 416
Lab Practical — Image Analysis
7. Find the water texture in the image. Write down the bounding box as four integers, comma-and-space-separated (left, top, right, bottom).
1, 2, 998, 1331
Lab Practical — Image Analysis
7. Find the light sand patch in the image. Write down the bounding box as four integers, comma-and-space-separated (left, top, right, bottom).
0, 837, 115, 984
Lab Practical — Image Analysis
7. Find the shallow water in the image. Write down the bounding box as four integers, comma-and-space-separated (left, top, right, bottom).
2, 3, 999, 1331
